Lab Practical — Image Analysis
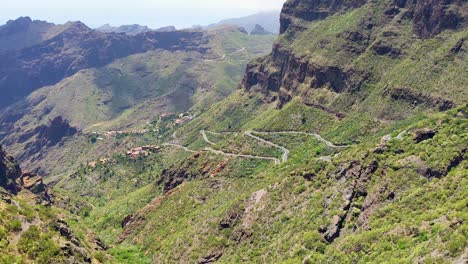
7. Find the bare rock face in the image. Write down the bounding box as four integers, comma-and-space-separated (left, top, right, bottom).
241, 43, 365, 107
409, 0, 467, 38
412, 128, 437, 143
0, 144, 53, 204
0, 145, 22, 194
20, 171, 54, 205
250, 24, 274, 35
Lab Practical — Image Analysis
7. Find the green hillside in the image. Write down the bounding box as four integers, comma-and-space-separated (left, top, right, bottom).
0, 0, 466, 263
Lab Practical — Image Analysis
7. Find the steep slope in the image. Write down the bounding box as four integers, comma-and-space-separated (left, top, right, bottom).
64, 0, 467, 262
120, 106, 467, 263
0, 145, 105, 263
243, 0, 467, 127
1, 0, 466, 263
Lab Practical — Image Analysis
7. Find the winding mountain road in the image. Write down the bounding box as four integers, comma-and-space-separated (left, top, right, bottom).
200, 130, 216, 145
244, 131, 289, 163
163, 141, 280, 164
198, 129, 348, 165
162, 143, 197, 153
250, 131, 348, 149
203, 47, 246, 62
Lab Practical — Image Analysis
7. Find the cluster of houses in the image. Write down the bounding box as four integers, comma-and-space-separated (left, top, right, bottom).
174, 113, 194, 125
91, 129, 150, 140
126, 145, 161, 159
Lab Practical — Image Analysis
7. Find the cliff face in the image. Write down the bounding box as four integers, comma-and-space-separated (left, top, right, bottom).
242, 0, 467, 116
280, 0, 466, 36
280, 0, 368, 33
0, 145, 22, 194
0, 145, 52, 203
409, 0, 467, 38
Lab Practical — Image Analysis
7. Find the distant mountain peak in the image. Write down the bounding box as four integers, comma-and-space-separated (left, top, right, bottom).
206, 10, 280, 34
250, 24, 274, 35
155, 26, 177, 32
0, 17, 34, 35
8, 16, 33, 24
96, 23, 153, 35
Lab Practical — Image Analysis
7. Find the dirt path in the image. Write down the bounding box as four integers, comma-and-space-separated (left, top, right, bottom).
204, 47, 246, 62
200, 130, 216, 145
11, 217, 41, 250
251, 131, 348, 149
163, 142, 281, 164
162, 143, 197, 153
200, 130, 350, 165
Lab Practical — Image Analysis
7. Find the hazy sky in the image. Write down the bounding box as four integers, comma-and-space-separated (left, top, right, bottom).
1, 0, 286, 29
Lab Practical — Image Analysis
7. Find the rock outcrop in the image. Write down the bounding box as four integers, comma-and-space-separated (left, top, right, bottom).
18, 116, 78, 162
0, 144, 53, 204
0, 145, 22, 194
409, 0, 467, 38
250, 24, 274, 35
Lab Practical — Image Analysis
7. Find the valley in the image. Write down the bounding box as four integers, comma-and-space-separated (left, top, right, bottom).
0, 0, 467, 263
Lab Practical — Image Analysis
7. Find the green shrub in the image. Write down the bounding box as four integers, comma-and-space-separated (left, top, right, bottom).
0, 226, 7, 249
304, 231, 324, 252
294, 184, 307, 194
18, 226, 62, 263
447, 232, 466, 257
6, 219, 22, 232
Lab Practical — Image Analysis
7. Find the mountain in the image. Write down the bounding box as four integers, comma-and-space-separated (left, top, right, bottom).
207, 10, 281, 34
0, 0, 467, 263
0, 20, 213, 109
96, 24, 177, 34
67, 0, 465, 262
250, 24, 274, 35
96, 24, 152, 34
0, 22, 275, 174
0, 17, 74, 52
155, 26, 177, 32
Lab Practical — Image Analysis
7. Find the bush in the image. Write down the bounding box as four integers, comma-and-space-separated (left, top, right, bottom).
0, 226, 8, 249
447, 232, 466, 257
6, 219, 22, 232
304, 231, 324, 252
18, 226, 62, 263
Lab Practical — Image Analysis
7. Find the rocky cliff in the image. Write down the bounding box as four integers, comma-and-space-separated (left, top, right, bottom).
0, 145, 22, 194
242, 0, 467, 118
280, 0, 368, 33
0, 145, 52, 203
